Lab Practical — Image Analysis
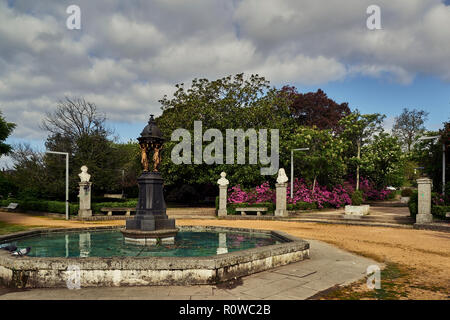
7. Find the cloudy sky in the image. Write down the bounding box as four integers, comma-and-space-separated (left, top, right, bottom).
1, 0, 450, 164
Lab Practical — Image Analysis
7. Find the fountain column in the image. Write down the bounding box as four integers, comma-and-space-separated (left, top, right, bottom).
122, 115, 178, 245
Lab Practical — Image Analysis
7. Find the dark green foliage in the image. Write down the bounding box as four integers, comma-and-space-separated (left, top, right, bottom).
287, 202, 318, 211
431, 205, 450, 219
401, 188, 413, 197
351, 190, 363, 206
0, 111, 15, 156
0, 199, 139, 215
0, 173, 18, 198
408, 191, 418, 217
0, 199, 79, 215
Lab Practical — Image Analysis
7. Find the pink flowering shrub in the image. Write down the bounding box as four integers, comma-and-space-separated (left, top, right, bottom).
228, 182, 275, 204
228, 176, 392, 209
357, 177, 392, 201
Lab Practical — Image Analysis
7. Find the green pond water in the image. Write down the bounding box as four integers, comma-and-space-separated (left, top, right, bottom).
0, 230, 283, 257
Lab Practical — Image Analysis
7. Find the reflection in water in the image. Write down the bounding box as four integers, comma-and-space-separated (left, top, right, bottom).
3, 230, 280, 258
65, 234, 69, 258
216, 232, 228, 255
79, 233, 91, 257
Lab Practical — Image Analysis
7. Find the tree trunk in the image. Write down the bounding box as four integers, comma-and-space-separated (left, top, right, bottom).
356, 139, 361, 191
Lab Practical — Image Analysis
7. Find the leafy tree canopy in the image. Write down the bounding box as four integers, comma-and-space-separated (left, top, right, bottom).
0, 110, 16, 156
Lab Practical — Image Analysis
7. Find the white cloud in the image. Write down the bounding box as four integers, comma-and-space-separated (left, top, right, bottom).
0, 0, 450, 141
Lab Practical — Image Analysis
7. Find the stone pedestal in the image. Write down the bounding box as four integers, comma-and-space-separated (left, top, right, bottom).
78, 181, 92, 218
416, 177, 433, 224
122, 172, 177, 244
275, 183, 288, 217
218, 185, 228, 217
217, 172, 229, 217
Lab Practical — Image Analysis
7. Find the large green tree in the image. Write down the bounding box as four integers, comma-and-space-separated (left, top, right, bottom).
361, 133, 405, 188
339, 111, 385, 190
157, 74, 295, 193
0, 111, 16, 157
280, 126, 346, 190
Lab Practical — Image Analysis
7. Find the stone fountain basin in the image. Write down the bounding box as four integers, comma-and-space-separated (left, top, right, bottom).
0, 226, 309, 288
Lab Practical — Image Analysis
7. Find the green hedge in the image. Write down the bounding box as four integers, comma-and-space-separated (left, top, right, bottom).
287, 202, 318, 211
431, 205, 450, 219
0, 198, 138, 215
0, 199, 79, 215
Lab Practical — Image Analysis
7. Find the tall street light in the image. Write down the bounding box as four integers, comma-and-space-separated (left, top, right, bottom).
417, 135, 445, 195
290, 148, 310, 198
46, 151, 69, 220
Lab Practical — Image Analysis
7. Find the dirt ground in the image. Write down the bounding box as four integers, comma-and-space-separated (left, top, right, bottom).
1, 211, 449, 299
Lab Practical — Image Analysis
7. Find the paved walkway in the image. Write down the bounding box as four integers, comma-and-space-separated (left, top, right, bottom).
0, 240, 377, 300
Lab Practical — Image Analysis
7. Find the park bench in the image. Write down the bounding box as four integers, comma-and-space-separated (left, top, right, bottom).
1, 203, 18, 212
100, 207, 136, 216
235, 207, 267, 216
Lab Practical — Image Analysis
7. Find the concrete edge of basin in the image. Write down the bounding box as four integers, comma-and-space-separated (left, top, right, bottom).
0, 225, 310, 288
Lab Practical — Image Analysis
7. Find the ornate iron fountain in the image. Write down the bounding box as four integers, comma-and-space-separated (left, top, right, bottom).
121, 115, 178, 245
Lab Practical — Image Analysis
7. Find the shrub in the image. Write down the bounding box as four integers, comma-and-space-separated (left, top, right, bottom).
431, 206, 450, 219
0, 198, 79, 215
287, 202, 318, 211
351, 190, 363, 206
408, 191, 418, 218
386, 190, 397, 200
401, 188, 413, 197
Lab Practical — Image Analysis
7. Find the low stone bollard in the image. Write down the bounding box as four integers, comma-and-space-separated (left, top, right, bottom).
344, 204, 370, 216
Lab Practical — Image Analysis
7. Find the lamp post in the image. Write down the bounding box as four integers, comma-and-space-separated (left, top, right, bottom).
290, 148, 310, 198
46, 151, 69, 220
417, 135, 445, 195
